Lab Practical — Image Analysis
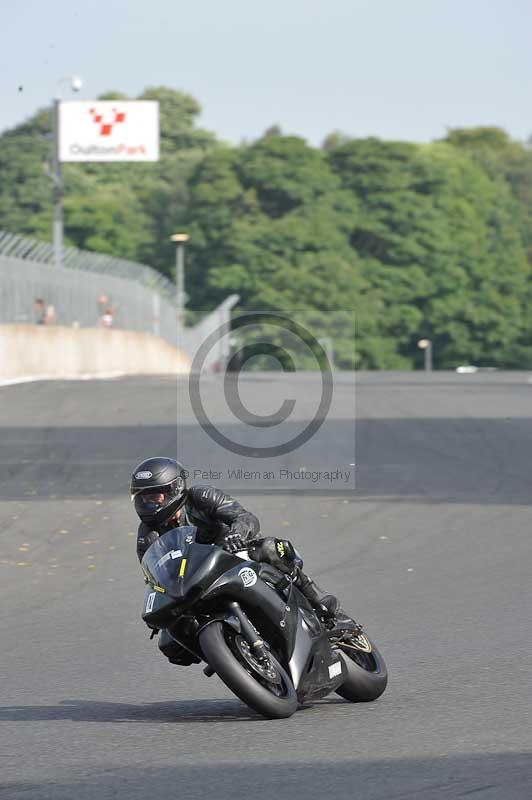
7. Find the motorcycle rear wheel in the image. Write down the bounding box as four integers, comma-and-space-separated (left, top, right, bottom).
199, 621, 297, 719
334, 632, 388, 702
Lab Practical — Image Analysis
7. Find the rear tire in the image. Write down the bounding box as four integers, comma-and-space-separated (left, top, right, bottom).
199, 621, 297, 719
334, 633, 388, 702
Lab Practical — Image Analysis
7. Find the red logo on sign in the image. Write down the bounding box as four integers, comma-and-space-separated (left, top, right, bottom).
89, 107, 126, 137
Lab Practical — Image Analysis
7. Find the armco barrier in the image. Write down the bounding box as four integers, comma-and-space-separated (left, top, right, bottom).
0, 325, 190, 381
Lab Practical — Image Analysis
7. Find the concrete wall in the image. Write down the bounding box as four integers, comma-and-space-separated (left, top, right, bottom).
0, 325, 190, 380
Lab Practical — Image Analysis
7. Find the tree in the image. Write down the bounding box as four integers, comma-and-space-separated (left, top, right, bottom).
0, 109, 53, 235
328, 136, 532, 367
186, 134, 383, 368
2, 93, 532, 370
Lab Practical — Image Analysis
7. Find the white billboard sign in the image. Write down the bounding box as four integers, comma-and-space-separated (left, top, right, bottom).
59, 101, 159, 162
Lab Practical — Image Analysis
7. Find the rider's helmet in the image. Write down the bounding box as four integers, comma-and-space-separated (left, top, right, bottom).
130, 457, 187, 527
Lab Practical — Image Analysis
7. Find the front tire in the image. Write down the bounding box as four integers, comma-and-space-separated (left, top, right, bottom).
334, 632, 388, 702
199, 621, 297, 719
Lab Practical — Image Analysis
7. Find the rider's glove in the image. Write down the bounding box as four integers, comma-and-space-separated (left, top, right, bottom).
221, 532, 247, 553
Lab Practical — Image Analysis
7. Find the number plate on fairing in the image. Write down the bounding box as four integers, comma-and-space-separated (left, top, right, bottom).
328, 660, 343, 679
141, 585, 176, 624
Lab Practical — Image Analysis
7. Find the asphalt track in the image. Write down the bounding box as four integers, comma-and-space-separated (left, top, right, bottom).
1, 372, 532, 799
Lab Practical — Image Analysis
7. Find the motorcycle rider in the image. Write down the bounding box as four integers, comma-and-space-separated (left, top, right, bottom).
131, 457, 344, 663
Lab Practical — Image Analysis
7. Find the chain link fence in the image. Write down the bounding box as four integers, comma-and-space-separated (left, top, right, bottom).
0, 230, 178, 339
0, 230, 239, 370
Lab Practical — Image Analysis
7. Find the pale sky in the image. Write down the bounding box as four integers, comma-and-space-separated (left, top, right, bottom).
2, 0, 531, 145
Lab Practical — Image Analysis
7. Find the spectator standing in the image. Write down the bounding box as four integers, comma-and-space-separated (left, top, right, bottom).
97, 292, 109, 319
33, 298, 46, 325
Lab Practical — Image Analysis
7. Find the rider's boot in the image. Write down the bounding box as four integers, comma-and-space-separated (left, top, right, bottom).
296, 571, 361, 632
247, 538, 360, 630
296, 571, 339, 619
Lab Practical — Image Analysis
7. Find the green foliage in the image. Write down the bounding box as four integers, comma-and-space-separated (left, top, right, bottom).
1, 91, 531, 369
0, 109, 53, 235
443, 126, 532, 254
186, 134, 379, 368
327, 135, 532, 367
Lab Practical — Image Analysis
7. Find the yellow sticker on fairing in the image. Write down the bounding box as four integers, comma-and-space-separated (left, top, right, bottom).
179, 558, 187, 577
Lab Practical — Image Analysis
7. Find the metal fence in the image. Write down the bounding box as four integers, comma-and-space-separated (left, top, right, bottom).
0, 230, 177, 339
0, 230, 174, 295
0, 230, 239, 369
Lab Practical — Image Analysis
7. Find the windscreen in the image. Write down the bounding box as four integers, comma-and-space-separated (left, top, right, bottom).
141, 526, 197, 596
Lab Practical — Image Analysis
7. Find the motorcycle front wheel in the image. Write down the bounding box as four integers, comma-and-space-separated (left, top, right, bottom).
199, 621, 297, 719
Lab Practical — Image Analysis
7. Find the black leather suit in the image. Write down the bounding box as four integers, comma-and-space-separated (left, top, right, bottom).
136, 484, 260, 562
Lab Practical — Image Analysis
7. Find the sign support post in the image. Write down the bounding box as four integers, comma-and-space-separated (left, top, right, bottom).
52, 97, 63, 270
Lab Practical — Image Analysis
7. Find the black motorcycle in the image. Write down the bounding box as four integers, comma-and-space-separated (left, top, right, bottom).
141, 526, 387, 719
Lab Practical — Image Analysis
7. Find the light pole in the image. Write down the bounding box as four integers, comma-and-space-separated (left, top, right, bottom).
318, 336, 334, 371
417, 338, 433, 372
52, 75, 82, 269
170, 233, 189, 325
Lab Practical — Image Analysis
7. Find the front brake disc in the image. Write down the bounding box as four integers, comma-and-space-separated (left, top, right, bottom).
234, 636, 282, 684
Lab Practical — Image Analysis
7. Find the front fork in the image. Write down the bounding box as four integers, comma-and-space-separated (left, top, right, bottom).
200, 600, 273, 676
227, 601, 271, 663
